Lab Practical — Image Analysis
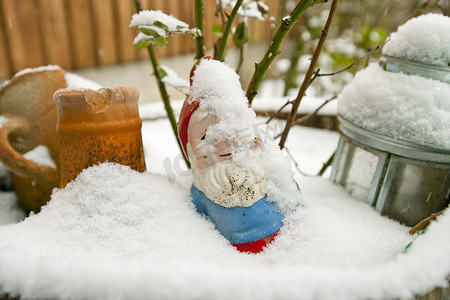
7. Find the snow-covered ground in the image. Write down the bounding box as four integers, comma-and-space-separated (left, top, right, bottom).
0, 104, 449, 299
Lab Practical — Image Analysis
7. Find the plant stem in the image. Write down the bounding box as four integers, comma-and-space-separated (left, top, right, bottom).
278, 0, 340, 149
195, 0, 205, 59
317, 151, 335, 176
246, 0, 314, 104
216, 0, 244, 61
236, 46, 244, 73
133, 0, 191, 168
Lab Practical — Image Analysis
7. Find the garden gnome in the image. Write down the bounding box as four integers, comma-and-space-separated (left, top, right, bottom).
178, 59, 295, 253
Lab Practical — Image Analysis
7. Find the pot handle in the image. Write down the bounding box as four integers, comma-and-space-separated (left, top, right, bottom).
0, 114, 59, 188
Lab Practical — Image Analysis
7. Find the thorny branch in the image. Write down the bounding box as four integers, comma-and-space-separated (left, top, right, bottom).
133, 0, 191, 168
246, 0, 315, 104
216, 0, 244, 61
278, 0, 340, 149
195, 0, 206, 59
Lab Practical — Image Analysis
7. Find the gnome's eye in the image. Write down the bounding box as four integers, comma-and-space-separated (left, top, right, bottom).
201, 134, 206, 140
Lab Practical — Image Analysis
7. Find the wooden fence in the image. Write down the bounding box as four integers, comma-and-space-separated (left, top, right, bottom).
0, 0, 280, 79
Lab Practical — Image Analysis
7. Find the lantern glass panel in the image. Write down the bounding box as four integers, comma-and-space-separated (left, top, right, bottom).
335, 142, 379, 202
381, 162, 448, 226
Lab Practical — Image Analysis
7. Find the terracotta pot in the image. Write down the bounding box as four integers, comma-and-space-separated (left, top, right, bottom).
54, 87, 146, 187
0, 68, 65, 212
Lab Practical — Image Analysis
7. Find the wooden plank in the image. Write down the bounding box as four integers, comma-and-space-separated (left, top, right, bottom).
177, 0, 196, 55
0, 1, 12, 78
36, 0, 72, 69
114, 0, 137, 62
90, 0, 118, 65
203, 0, 217, 51
0, 0, 44, 73
164, 0, 180, 57
66, 0, 96, 68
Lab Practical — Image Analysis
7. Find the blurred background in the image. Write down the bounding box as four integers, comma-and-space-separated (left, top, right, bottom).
0, 0, 448, 103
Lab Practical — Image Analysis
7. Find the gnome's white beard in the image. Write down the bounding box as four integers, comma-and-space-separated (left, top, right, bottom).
188, 145, 268, 208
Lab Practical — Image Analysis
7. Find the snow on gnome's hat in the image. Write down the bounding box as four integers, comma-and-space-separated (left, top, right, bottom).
177, 57, 255, 160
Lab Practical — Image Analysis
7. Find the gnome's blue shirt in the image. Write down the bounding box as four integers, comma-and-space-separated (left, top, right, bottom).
191, 185, 284, 245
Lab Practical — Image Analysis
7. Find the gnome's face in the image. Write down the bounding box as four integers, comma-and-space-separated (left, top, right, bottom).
187, 108, 234, 170
186, 108, 267, 208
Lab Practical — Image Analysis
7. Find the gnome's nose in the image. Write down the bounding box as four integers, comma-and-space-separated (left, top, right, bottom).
214, 136, 236, 158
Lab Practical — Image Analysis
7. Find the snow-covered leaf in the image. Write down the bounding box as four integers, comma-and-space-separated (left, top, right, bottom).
153, 20, 169, 31
130, 10, 201, 48
153, 36, 168, 48
138, 26, 162, 37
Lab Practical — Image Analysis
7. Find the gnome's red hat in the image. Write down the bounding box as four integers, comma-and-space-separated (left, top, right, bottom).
177, 57, 213, 160
178, 98, 200, 160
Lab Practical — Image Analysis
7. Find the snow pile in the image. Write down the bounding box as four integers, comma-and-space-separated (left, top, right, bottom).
383, 14, 450, 66
190, 59, 301, 213
338, 63, 450, 148
0, 163, 434, 300
23, 146, 56, 169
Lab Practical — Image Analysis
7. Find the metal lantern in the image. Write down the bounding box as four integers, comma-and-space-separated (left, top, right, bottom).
331, 57, 450, 227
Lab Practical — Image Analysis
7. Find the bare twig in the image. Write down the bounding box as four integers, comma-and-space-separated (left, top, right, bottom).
278, 0, 340, 149
265, 99, 293, 124
293, 96, 336, 126
409, 209, 446, 235
317, 38, 390, 77
133, 0, 190, 168
284, 147, 308, 176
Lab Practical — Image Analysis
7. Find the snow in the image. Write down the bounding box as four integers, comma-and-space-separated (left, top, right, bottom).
1, 65, 62, 88
159, 65, 189, 88
219, 0, 270, 22
64, 72, 102, 90
276, 58, 291, 73
0, 113, 448, 299
23, 146, 57, 169
0, 162, 423, 300
0, 116, 6, 128
130, 10, 189, 32
338, 63, 450, 149
382, 13, 450, 67
0, 59, 448, 299
12, 65, 62, 78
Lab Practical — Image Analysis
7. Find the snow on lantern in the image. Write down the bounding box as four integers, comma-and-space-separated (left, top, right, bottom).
331, 13, 450, 227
